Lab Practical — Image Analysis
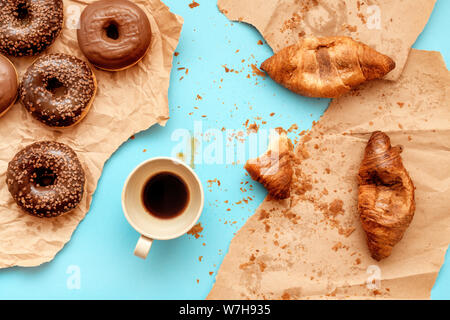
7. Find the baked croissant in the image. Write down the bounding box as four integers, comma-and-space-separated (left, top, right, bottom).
244, 129, 294, 199
261, 36, 396, 98
358, 131, 415, 261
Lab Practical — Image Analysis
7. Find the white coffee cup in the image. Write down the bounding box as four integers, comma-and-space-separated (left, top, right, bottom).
122, 157, 204, 259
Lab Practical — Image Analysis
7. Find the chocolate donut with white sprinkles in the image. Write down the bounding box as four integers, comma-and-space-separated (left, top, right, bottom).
7, 141, 85, 218
0, 0, 64, 57
20, 53, 97, 127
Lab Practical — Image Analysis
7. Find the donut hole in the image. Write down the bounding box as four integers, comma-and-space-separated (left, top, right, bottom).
45, 77, 67, 97
15, 2, 30, 21
32, 168, 56, 187
104, 22, 120, 40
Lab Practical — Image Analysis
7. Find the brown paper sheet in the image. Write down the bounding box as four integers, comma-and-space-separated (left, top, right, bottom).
208, 49, 450, 299
0, 0, 183, 268
217, 0, 436, 81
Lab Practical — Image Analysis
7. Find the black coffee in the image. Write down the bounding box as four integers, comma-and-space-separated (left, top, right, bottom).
142, 171, 189, 219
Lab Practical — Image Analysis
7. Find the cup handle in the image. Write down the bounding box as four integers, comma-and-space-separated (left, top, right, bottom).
134, 235, 153, 259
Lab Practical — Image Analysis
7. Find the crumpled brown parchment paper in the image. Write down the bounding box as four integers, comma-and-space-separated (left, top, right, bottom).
217, 0, 436, 81
208, 49, 450, 300
0, 0, 183, 268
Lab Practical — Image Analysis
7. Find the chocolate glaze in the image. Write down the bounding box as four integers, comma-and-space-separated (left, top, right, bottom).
20, 53, 96, 127
77, 0, 152, 71
0, 54, 18, 115
0, 0, 64, 57
6, 141, 85, 218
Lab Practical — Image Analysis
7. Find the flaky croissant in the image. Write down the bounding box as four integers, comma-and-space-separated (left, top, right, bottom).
358, 131, 415, 261
261, 36, 396, 98
244, 129, 294, 199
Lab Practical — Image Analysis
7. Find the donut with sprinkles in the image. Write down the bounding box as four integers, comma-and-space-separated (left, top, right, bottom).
0, 0, 64, 57
6, 141, 86, 218
20, 53, 97, 128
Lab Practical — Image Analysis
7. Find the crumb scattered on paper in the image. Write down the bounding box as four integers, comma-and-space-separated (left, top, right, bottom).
208, 50, 450, 300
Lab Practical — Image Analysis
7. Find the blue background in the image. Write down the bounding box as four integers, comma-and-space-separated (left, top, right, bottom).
1, 0, 449, 299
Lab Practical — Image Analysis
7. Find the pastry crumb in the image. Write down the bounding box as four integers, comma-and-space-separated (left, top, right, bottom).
189, 1, 199, 9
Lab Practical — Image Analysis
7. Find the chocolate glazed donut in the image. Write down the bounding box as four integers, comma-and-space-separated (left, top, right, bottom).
0, 54, 19, 117
6, 141, 85, 218
0, 0, 64, 57
77, 0, 152, 71
20, 53, 97, 127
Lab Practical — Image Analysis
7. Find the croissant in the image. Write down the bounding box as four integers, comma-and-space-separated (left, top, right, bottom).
358, 131, 415, 261
261, 36, 396, 98
244, 129, 294, 199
